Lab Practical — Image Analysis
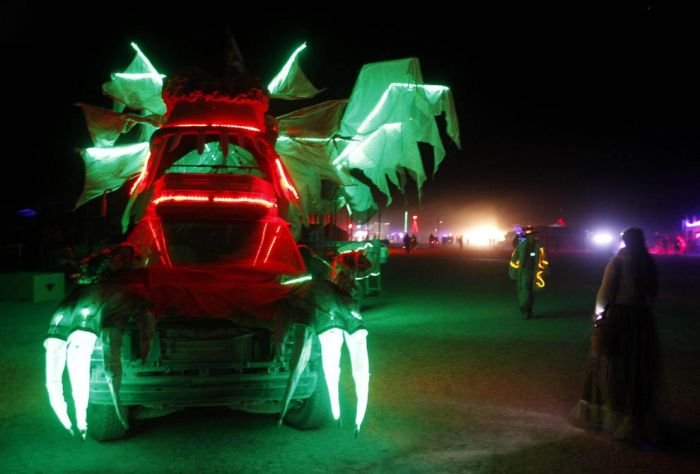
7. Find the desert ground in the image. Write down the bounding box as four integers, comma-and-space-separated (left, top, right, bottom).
1, 246, 698, 473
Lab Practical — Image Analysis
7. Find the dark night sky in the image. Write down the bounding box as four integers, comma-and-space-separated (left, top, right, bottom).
3, 2, 699, 236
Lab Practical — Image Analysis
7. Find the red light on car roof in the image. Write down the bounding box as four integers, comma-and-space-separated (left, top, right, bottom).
212, 196, 276, 208
153, 192, 276, 208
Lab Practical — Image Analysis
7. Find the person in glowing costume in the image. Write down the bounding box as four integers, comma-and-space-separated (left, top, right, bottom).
508, 226, 549, 319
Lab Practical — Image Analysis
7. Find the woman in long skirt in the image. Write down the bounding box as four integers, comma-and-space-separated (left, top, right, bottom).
572, 227, 660, 444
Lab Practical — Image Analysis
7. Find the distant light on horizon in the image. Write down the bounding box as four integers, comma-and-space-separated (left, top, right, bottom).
592, 231, 614, 246
463, 225, 507, 247
684, 218, 700, 228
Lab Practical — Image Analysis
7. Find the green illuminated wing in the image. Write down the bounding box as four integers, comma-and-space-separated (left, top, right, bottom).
75, 43, 165, 210
268, 43, 322, 101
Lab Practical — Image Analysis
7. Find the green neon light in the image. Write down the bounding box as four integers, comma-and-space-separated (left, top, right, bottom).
267, 42, 307, 93
355, 271, 380, 281
113, 72, 166, 80
331, 123, 401, 167
281, 274, 313, 285
340, 242, 373, 254
356, 85, 394, 134
130, 42, 160, 77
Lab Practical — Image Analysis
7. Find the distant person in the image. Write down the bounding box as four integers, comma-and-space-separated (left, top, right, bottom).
429, 233, 436, 247
457, 234, 464, 250
508, 226, 549, 319
403, 233, 412, 254
571, 228, 661, 447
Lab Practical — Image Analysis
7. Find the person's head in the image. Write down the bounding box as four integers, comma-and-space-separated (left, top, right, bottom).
621, 227, 646, 252
524, 225, 538, 239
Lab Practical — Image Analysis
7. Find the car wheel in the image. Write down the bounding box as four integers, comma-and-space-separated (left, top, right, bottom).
87, 403, 129, 441
284, 363, 331, 430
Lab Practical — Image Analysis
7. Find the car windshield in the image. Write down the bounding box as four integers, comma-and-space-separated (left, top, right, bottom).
160, 218, 304, 274
166, 141, 267, 178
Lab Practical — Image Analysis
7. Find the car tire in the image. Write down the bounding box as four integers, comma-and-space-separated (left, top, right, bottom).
87, 403, 129, 441
284, 363, 331, 430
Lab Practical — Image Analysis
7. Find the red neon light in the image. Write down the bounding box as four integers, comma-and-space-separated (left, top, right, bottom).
275, 158, 299, 200
252, 223, 269, 267
263, 225, 281, 264
169, 123, 261, 132
154, 195, 209, 204
153, 193, 276, 208
212, 196, 276, 208
146, 219, 172, 267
